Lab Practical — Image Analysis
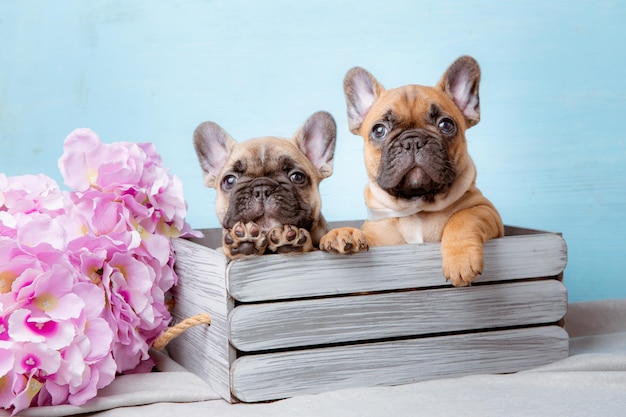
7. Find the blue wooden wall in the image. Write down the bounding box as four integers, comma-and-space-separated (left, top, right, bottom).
1, 1, 624, 302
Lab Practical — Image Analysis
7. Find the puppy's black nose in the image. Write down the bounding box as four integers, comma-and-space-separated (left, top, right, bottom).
253, 184, 273, 201
400, 136, 427, 153
248, 177, 280, 203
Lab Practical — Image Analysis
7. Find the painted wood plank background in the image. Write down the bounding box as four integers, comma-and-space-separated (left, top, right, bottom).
230, 326, 569, 402
1, 1, 624, 302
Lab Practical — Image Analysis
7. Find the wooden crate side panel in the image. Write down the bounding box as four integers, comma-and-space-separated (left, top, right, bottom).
227, 233, 568, 302
230, 326, 569, 402
229, 280, 567, 351
168, 238, 233, 401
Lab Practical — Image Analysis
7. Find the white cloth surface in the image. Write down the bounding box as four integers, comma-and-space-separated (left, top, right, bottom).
3, 300, 626, 417
2, 351, 219, 417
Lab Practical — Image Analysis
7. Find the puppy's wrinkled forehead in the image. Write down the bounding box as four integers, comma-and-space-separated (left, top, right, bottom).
226, 137, 305, 177
371, 85, 463, 129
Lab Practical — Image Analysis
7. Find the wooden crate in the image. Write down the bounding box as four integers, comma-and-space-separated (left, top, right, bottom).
167, 223, 568, 403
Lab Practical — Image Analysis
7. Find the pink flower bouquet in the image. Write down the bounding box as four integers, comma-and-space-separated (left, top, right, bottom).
0, 129, 199, 414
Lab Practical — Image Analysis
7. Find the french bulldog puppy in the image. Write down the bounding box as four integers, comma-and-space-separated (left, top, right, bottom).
194, 111, 337, 258
320, 56, 504, 287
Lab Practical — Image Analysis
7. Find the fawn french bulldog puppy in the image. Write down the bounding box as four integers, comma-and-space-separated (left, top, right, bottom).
194, 111, 337, 258
320, 56, 504, 286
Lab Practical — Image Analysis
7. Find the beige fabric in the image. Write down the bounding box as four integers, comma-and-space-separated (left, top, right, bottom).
3, 300, 626, 417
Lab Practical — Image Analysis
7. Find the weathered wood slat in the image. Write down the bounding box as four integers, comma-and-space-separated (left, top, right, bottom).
229, 279, 567, 351
189, 223, 546, 248
168, 238, 233, 401
230, 326, 569, 402
227, 232, 568, 302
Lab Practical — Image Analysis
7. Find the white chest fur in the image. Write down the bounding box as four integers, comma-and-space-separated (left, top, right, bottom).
400, 215, 425, 244
398, 212, 446, 244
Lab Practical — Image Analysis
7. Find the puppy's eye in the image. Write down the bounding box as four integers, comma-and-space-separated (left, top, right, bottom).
438, 118, 456, 136
221, 174, 237, 190
371, 124, 388, 140
289, 171, 307, 185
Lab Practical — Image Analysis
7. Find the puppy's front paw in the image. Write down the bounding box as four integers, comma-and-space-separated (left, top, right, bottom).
267, 225, 314, 254
319, 227, 369, 254
223, 221, 268, 258
441, 242, 484, 287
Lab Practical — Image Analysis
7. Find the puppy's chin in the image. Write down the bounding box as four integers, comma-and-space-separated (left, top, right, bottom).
400, 166, 430, 190
248, 216, 284, 232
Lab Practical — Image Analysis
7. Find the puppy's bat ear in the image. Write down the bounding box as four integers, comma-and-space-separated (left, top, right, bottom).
294, 111, 337, 179
193, 121, 236, 188
437, 56, 481, 127
344, 67, 385, 134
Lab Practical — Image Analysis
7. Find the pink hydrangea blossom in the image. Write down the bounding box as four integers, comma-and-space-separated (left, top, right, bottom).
0, 128, 199, 414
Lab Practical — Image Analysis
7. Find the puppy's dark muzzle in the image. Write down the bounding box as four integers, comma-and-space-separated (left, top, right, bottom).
223, 175, 313, 231
377, 128, 454, 200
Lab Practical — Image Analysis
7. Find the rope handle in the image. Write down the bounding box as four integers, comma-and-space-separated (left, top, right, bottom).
152, 313, 212, 351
